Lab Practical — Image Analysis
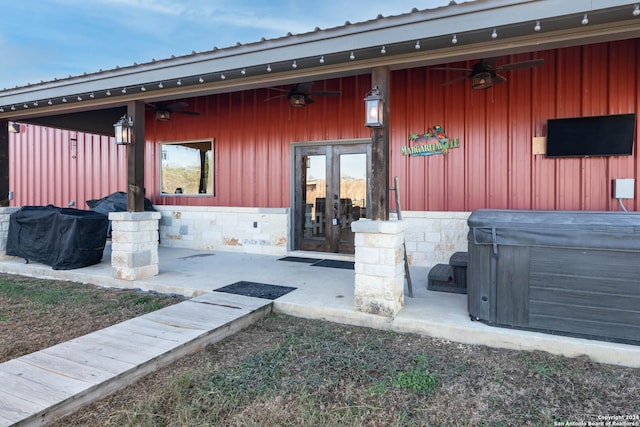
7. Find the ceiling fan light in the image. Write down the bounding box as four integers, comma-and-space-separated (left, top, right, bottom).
472, 72, 493, 90
156, 110, 171, 121
289, 94, 306, 108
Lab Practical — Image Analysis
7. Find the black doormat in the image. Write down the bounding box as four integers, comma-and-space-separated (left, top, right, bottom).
278, 256, 322, 263
311, 259, 355, 270
214, 281, 297, 300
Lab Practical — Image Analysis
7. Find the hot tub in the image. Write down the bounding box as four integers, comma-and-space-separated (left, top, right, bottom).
467, 209, 640, 345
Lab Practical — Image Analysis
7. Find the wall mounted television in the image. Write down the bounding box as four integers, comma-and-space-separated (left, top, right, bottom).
546, 113, 636, 158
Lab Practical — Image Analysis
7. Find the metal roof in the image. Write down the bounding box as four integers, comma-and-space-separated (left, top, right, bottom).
1, 0, 638, 125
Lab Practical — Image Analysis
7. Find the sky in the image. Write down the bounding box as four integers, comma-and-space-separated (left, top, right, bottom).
0, 0, 457, 90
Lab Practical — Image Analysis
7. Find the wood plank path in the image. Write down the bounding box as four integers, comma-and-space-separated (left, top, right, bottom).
0, 292, 272, 427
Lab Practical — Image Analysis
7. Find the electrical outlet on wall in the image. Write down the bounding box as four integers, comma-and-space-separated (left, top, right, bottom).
613, 179, 635, 199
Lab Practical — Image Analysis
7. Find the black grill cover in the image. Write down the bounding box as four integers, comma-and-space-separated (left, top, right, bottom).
6, 206, 109, 270
86, 191, 155, 215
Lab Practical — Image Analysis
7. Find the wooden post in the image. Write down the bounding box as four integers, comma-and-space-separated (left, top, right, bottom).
127, 101, 145, 212
369, 67, 389, 221
0, 121, 9, 207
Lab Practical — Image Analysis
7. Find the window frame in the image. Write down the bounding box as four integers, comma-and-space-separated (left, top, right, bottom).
158, 138, 215, 197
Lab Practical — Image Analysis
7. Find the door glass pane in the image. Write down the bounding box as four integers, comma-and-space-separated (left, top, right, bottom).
304, 155, 326, 238
339, 153, 367, 242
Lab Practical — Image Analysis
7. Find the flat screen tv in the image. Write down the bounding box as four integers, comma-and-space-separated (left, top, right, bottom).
546, 113, 636, 158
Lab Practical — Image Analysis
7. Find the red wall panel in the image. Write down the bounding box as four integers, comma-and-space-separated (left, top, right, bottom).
145, 76, 371, 208
391, 40, 640, 212
9, 126, 127, 208
8, 40, 640, 214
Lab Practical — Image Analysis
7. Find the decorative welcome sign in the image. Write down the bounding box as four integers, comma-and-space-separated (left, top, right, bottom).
402, 126, 460, 157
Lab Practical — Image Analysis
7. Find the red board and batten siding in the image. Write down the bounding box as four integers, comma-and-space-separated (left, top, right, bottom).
9, 126, 127, 208
8, 40, 640, 212
391, 40, 639, 212
147, 76, 371, 208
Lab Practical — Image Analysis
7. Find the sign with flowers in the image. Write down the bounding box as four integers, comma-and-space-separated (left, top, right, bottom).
402, 126, 460, 156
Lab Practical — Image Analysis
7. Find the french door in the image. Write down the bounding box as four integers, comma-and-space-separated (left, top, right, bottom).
294, 142, 371, 254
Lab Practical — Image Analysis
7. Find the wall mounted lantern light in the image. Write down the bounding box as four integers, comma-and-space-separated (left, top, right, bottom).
113, 115, 134, 145
364, 86, 384, 127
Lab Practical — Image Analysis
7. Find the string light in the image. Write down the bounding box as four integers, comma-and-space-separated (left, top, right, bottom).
634, 4, 640, 16
10, 105, 15, 110
241, 69, 246, 75
47, 100, 52, 105
33, 101, 38, 106
140, 85, 146, 91
380, 46, 386, 54
220, 73, 226, 80
415, 40, 420, 49
582, 13, 589, 25
319, 56, 325, 63
77, 96, 82, 101
158, 82, 164, 89
451, 34, 457, 44
176, 79, 182, 85
23, 104, 28, 109
349, 51, 355, 60
121, 87, 127, 94
267, 64, 271, 72
106, 90, 111, 96
292, 60, 297, 68
534, 20, 541, 31
0, 107, 3, 112
62, 97, 67, 103
491, 28, 498, 39
89, 93, 94, 98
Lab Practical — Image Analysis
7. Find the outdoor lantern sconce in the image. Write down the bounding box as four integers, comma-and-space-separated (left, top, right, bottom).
364, 86, 384, 127
113, 115, 134, 145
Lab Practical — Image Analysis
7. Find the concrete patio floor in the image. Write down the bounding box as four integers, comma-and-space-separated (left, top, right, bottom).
0, 244, 638, 368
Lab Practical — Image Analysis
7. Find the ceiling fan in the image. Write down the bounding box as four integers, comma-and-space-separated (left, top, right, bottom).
147, 102, 200, 121
265, 82, 341, 107
433, 58, 544, 90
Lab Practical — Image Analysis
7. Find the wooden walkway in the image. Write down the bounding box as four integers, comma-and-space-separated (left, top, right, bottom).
0, 292, 272, 427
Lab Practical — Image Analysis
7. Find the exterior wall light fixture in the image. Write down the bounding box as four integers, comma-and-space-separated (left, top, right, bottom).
364, 86, 384, 127
113, 115, 134, 145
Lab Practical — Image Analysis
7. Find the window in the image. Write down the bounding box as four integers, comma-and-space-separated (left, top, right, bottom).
160, 140, 214, 195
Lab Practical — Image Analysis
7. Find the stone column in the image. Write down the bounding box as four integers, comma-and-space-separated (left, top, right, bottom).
0, 207, 19, 260
351, 219, 405, 318
109, 211, 161, 280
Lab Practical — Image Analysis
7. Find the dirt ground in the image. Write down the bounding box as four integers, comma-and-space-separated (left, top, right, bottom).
1, 274, 639, 426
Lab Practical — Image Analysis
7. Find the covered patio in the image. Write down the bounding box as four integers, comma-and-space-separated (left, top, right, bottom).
0, 245, 637, 368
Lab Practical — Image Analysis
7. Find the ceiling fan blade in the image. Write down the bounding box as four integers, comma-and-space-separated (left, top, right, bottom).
441, 75, 470, 87
267, 87, 290, 93
432, 67, 472, 72
296, 82, 314, 92
494, 74, 507, 83
165, 102, 189, 111
307, 90, 341, 96
264, 94, 286, 102
497, 59, 544, 71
